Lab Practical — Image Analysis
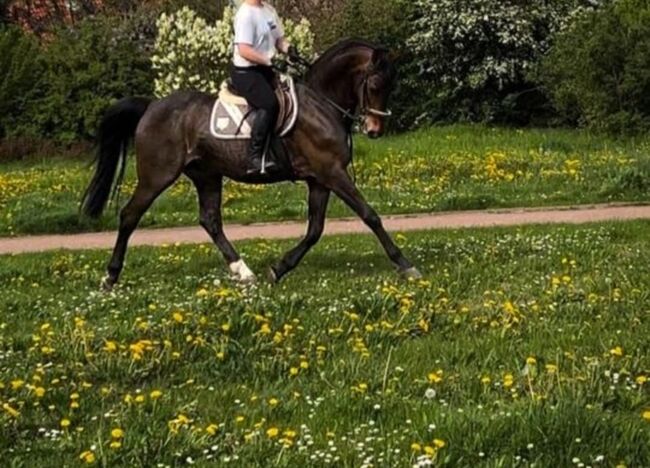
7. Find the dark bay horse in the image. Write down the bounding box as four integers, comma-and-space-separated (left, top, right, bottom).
82, 39, 422, 290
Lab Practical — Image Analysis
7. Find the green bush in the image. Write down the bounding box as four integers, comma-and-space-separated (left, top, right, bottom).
0, 26, 45, 139
542, 0, 650, 134
405, 0, 608, 126
4, 11, 156, 144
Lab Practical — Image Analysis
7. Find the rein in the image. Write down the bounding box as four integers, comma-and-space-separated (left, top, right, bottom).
288, 54, 392, 123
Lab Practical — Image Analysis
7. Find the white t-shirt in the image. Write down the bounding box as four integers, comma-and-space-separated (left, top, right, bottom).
233, 2, 284, 68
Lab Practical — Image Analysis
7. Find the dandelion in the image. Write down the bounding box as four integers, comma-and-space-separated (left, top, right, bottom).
526, 357, 537, 365
11, 379, 25, 390
503, 374, 515, 388
411, 443, 422, 452
643, 410, 650, 421
609, 346, 624, 357
173, 312, 184, 323
636, 375, 647, 385
111, 428, 124, 439
545, 364, 558, 374
268, 398, 279, 407
427, 370, 443, 384
150, 390, 163, 400
110, 441, 121, 450
267, 427, 279, 438
79, 451, 96, 464
34, 387, 46, 398
433, 439, 446, 448
2, 403, 20, 418
60, 418, 71, 428
481, 375, 491, 385
289, 367, 299, 376
206, 424, 219, 435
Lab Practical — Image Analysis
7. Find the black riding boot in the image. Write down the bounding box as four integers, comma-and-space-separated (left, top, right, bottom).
247, 109, 276, 174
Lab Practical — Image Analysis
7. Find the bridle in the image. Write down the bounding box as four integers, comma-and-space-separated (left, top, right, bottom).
289, 54, 393, 123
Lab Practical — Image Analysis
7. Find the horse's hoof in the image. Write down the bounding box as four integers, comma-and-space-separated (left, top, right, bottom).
100, 275, 115, 293
267, 267, 279, 284
401, 267, 423, 280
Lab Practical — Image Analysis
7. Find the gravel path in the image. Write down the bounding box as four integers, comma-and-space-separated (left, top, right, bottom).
1, 203, 649, 255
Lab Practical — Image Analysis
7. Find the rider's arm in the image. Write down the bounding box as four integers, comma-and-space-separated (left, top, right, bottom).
276, 37, 290, 55
237, 43, 272, 67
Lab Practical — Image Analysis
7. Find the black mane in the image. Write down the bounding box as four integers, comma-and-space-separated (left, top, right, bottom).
308, 39, 387, 73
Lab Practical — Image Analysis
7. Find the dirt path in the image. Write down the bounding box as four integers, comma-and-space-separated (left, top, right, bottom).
1, 203, 650, 255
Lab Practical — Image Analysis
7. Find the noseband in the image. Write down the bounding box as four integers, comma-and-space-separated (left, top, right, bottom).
359, 74, 393, 118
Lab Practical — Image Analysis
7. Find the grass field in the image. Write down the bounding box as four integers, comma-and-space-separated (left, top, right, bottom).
1, 125, 650, 237
0, 221, 648, 466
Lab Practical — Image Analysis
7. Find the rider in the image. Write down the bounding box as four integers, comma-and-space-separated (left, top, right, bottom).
231, 0, 295, 174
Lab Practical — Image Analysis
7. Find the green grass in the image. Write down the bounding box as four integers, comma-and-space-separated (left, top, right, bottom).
1, 125, 650, 237
0, 221, 648, 466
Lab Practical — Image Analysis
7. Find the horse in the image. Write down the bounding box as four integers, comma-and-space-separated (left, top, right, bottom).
81, 39, 422, 291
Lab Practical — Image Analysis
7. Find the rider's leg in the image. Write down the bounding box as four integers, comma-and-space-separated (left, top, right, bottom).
230, 66, 279, 173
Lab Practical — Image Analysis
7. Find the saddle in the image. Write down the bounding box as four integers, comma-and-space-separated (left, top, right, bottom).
210, 75, 298, 140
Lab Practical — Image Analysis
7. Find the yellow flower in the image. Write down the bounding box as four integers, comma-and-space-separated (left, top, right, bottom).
150, 390, 163, 400
424, 446, 435, 456
34, 387, 46, 398
206, 424, 219, 435
134, 395, 145, 404
643, 410, 650, 421
428, 370, 443, 384
636, 375, 647, 385
11, 379, 25, 390
79, 451, 96, 464
60, 418, 71, 428
260, 323, 271, 335
300, 360, 309, 369
267, 427, 279, 438
109, 441, 121, 450
545, 364, 558, 374
111, 428, 124, 439
221, 323, 231, 332
289, 367, 299, 376
503, 374, 514, 388
268, 398, 279, 407
2, 403, 20, 418
411, 443, 422, 452
103, 341, 117, 352
526, 357, 537, 365
481, 376, 491, 385
433, 439, 446, 448
610, 346, 624, 357
172, 312, 184, 323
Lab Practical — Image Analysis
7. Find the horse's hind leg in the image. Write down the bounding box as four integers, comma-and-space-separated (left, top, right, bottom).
270, 180, 330, 283
326, 169, 422, 279
188, 173, 255, 283
101, 177, 175, 291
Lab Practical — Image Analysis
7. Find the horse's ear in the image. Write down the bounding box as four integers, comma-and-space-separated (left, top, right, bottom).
371, 48, 389, 66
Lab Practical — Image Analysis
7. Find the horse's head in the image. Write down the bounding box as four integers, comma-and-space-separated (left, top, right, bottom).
360, 48, 397, 139
305, 40, 398, 138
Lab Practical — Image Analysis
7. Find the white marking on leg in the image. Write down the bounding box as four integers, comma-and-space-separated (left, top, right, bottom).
229, 259, 256, 282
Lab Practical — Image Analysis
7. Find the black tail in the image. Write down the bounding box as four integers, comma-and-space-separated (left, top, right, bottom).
81, 97, 152, 218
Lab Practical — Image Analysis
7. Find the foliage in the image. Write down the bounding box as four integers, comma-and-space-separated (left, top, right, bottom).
0, 26, 44, 139
13, 12, 155, 143
0, 222, 649, 465
1, 126, 649, 236
542, 0, 650, 134
152, 6, 314, 98
406, 0, 608, 126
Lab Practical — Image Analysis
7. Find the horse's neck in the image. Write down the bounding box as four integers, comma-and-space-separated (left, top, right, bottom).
307, 49, 369, 114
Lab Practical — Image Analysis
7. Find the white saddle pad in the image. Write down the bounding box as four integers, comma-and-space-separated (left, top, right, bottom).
210, 75, 298, 140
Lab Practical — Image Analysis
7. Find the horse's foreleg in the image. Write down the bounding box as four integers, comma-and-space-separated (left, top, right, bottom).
102, 182, 171, 291
192, 177, 254, 283
270, 181, 330, 283
327, 170, 421, 279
